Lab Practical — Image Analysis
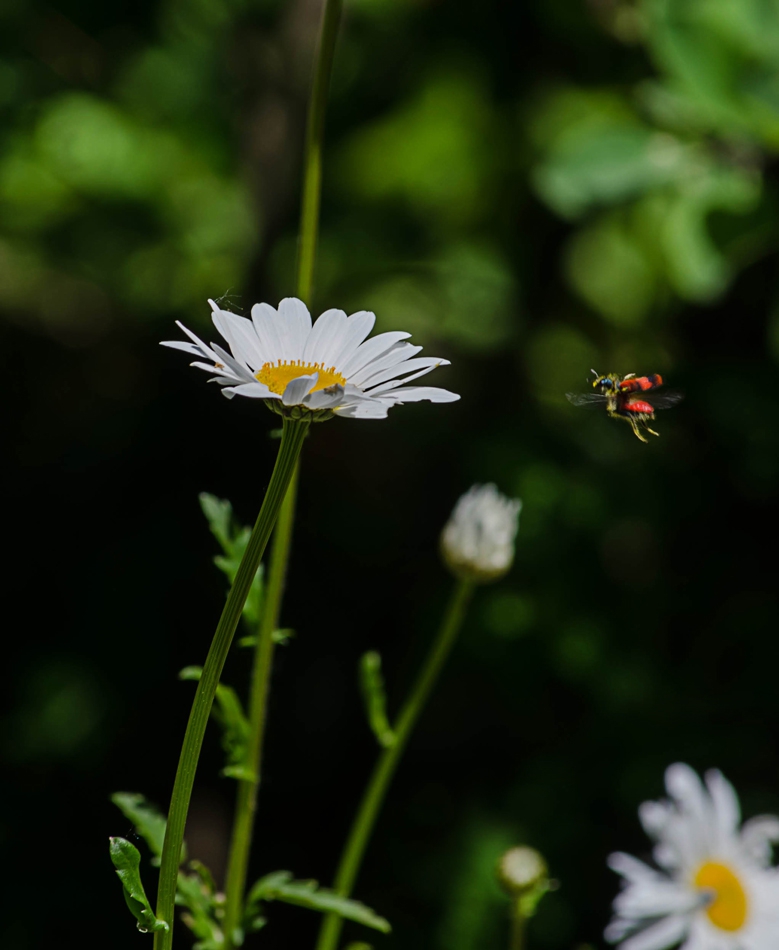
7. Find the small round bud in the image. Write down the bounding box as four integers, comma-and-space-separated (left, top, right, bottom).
497, 846, 548, 897
440, 484, 521, 583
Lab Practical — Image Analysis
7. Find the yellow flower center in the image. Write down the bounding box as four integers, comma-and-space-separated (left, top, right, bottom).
693, 862, 748, 931
255, 360, 346, 396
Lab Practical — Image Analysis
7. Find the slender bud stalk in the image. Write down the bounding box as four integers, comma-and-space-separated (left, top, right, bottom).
314, 579, 475, 950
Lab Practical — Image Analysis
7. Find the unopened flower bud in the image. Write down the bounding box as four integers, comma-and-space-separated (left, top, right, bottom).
440, 484, 521, 583
497, 846, 548, 898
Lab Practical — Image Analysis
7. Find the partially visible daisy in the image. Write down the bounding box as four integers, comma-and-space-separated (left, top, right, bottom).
606, 762, 779, 950
440, 484, 521, 582
161, 297, 459, 420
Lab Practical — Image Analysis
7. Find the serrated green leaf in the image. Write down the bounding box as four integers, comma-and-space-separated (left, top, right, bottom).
111, 792, 167, 858
179, 667, 252, 781
239, 627, 295, 648
199, 492, 264, 626
359, 652, 396, 749
109, 837, 169, 934
244, 871, 391, 934
175, 863, 224, 950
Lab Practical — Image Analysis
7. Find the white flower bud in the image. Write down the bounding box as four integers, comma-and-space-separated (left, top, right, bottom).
497, 846, 548, 897
440, 484, 521, 583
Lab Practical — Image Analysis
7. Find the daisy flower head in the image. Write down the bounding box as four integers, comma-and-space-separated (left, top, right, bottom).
440, 484, 522, 583
161, 298, 459, 421
606, 762, 779, 950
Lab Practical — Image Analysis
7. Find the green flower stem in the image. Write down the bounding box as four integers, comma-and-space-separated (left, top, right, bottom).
510, 901, 526, 950
296, 0, 343, 304
219, 0, 343, 939
152, 417, 310, 950
221, 461, 300, 949
315, 578, 475, 950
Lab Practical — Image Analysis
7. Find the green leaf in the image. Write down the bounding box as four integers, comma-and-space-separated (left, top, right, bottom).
345, 944, 373, 950
175, 862, 224, 950
111, 792, 167, 859
359, 651, 396, 749
238, 628, 295, 649
109, 836, 169, 934
179, 666, 252, 780
199, 492, 264, 626
244, 871, 391, 934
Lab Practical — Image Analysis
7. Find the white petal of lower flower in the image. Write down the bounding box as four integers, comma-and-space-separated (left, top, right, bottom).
607, 764, 779, 950
741, 817, 779, 866
706, 769, 741, 852
282, 373, 319, 406
162, 297, 458, 420
619, 914, 690, 950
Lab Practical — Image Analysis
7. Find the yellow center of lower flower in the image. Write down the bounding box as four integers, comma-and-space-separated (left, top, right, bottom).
693, 862, 748, 931
255, 360, 346, 396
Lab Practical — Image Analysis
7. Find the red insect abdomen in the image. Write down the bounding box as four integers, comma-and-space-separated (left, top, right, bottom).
620, 374, 662, 393
624, 398, 654, 414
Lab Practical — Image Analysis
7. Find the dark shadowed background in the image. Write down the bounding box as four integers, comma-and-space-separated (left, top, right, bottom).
3, 0, 779, 947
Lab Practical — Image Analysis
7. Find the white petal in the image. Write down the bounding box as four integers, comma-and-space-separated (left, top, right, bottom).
305, 385, 346, 410
741, 816, 779, 866
160, 340, 206, 357
211, 307, 265, 370
378, 385, 460, 404
367, 359, 451, 394
335, 400, 391, 419
170, 320, 220, 361
251, 302, 284, 365
281, 373, 318, 406
189, 361, 241, 382
349, 342, 423, 386
619, 914, 690, 950
331, 310, 376, 366
705, 769, 741, 848
302, 308, 349, 366
358, 356, 446, 390
339, 331, 413, 378
665, 764, 710, 854
277, 297, 312, 356
211, 343, 256, 382
608, 853, 663, 883
222, 382, 277, 399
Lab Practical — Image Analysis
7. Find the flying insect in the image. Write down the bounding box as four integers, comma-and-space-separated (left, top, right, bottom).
566, 371, 683, 443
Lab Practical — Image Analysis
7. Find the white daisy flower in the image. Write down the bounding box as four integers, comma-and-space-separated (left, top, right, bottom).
161, 297, 459, 420
606, 762, 779, 950
440, 484, 521, 582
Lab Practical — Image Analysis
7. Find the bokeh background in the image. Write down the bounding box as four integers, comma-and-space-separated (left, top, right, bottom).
3, 0, 779, 947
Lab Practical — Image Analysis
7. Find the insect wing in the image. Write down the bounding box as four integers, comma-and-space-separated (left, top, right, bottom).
565, 391, 608, 408
646, 389, 684, 410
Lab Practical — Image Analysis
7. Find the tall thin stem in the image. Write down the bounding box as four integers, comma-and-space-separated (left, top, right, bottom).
152, 417, 310, 950
220, 0, 343, 940
315, 579, 475, 950
221, 462, 300, 949
297, 0, 343, 304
